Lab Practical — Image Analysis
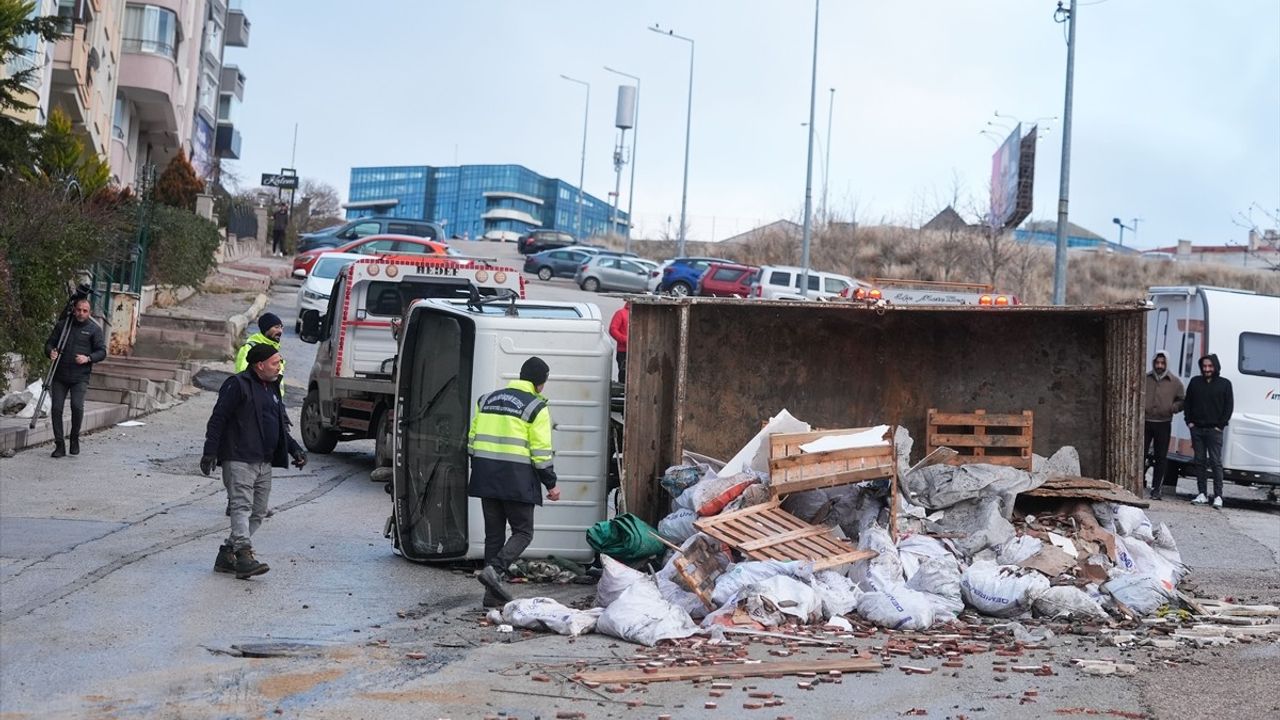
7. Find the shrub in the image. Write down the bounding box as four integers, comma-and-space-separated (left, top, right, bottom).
154, 149, 204, 211
145, 204, 221, 288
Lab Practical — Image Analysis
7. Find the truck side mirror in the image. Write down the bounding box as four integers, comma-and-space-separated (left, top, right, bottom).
300, 309, 323, 344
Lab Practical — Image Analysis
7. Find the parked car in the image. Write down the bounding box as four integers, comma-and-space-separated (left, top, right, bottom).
523, 247, 594, 281
574, 255, 654, 293
297, 217, 444, 254
295, 252, 364, 332
697, 262, 761, 297
657, 257, 732, 296
292, 234, 451, 277
518, 229, 578, 255
636, 259, 663, 293
752, 265, 858, 300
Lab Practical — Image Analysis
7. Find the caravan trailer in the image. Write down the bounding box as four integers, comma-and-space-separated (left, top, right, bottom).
1146, 286, 1280, 494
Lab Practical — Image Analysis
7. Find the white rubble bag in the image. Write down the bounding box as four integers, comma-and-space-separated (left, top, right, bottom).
809, 570, 864, 618
938, 496, 1016, 558
711, 560, 811, 607
657, 508, 699, 545
1151, 522, 1183, 567
596, 580, 700, 646
1111, 505, 1155, 542
856, 584, 937, 631
960, 560, 1050, 618
906, 555, 965, 618
718, 409, 810, 477
996, 535, 1045, 565
741, 575, 821, 627
492, 598, 603, 637
1033, 585, 1109, 620
897, 534, 951, 580
14, 379, 49, 419
1114, 535, 1184, 591
1103, 573, 1175, 616
849, 524, 904, 591
597, 554, 647, 607
904, 463, 1042, 513
1032, 446, 1081, 478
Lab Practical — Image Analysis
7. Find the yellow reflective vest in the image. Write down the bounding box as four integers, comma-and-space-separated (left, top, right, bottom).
467, 379, 557, 505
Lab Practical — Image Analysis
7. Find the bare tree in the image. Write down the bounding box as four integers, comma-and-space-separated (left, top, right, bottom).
300, 178, 343, 232
1229, 202, 1280, 271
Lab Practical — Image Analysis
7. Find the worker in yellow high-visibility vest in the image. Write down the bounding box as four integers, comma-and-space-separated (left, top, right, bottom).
468, 357, 560, 607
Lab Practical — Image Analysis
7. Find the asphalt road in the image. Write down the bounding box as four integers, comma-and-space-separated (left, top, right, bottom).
1, 249, 1277, 718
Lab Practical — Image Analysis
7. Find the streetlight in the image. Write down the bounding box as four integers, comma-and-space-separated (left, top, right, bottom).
1052, 0, 1079, 306
649, 24, 694, 255
560, 74, 590, 240
605, 66, 641, 253
1112, 217, 1141, 247
798, 0, 821, 297
824, 87, 834, 220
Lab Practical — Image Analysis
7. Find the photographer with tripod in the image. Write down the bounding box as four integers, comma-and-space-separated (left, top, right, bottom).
43, 296, 106, 458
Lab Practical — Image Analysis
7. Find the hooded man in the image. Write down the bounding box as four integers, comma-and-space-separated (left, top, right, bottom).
466, 357, 560, 607
201, 342, 306, 578
1183, 353, 1234, 508
1143, 351, 1185, 500
236, 312, 286, 397
608, 304, 629, 384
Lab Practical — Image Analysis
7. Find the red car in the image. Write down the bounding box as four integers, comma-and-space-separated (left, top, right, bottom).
696, 262, 760, 297
292, 234, 451, 277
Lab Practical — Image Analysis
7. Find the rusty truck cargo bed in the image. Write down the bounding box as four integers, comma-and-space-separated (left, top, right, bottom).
621, 298, 1147, 524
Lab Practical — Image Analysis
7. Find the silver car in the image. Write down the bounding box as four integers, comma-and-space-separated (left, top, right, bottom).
575, 255, 653, 292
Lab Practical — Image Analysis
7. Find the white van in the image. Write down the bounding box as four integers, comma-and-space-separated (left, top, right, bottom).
1146, 286, 1280, 493
752, 265, 860, 300
389, 298, 612, 562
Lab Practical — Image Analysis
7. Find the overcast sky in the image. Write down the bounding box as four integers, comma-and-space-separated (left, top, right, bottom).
230, 0, 1280, 248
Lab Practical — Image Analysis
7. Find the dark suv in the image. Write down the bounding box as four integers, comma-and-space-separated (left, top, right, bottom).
518, 229, 577, 255
298, 217, 443, 253
657, 257, 732, 296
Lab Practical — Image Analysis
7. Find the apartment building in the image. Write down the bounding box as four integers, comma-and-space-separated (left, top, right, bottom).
1, 0, 58, 125
47, 0, 126, 160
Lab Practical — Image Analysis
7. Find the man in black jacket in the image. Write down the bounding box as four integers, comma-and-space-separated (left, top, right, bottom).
44, 297, 107, 458
1183, 353, 1234, 508
200, 343, 306, 578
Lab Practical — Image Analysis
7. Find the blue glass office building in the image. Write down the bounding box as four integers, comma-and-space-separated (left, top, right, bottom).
346, 164, 628, 241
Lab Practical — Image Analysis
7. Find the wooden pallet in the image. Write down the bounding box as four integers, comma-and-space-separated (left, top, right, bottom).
926, 409, 1033, 470
768, 428, 897, 498
693, 500, 877, 570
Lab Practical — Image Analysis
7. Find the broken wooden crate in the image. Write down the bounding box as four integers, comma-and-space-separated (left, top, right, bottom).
770, 426, 901, 540
693, 500, 877, 570
927, 409, 1034, 470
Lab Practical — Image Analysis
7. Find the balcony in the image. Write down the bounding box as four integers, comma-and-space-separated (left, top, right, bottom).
215, 123, 241, 159
50, 24, 92, 121
117, 51, 180, 139
225, 8, 250, 47
219, 64, 245, 101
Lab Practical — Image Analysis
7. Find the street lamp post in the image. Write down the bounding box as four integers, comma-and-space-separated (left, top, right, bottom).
605, 66, 640, 253
1051, 0, 1079, 305
1112, 217, 1141, 247
560, 74, 590, 240
823, 87, 834, 221
649, 25, 694, 256
798, 0, 821, 297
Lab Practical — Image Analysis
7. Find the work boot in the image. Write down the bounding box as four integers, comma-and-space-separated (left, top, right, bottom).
50, 442, 66, 458
68, 436, 79, 455
1149, 489, 1162, 501
483, 589, 507, 609
1212, 496, 1224, 509
214, 543, 236, 574
1192, 493, 1209, 505
478, 565, 514, 603
233, 546, 269, 579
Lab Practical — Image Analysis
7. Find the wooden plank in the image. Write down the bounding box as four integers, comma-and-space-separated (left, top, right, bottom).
770, 427, 882, 448
575, 656, 881, 685
814, 549, 879, 570
695, 500, 782, 528
928, 410, 1033, 427
948, 454, 1032, 469
769, 444, 892, 471
889, 465, 900, 542
930, 433, 1032, 448
769, 466, 893, 496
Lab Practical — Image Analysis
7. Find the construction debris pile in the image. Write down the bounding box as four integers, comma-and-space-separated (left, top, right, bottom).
488, 410, 1279, 661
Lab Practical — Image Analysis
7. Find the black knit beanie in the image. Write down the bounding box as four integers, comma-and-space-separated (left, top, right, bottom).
520, 357, 550, 386
258, 312, 283, 333
246, 342, 278, 366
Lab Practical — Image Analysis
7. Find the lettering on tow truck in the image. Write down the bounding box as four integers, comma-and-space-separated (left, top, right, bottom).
416, 264, 459, 276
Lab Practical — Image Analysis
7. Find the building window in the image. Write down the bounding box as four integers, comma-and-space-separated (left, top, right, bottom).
197, 68, 218, 117
123, 4, 179, 60
112, 96, 129, 140
56, 0, 77, 35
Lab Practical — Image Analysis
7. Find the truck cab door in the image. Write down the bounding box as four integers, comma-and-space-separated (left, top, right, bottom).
392, 306, 475, 561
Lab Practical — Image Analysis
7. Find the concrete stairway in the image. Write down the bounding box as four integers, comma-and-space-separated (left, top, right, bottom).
89, 357, 196, 415
131, 312, 235, 360
0, 401, 129, 453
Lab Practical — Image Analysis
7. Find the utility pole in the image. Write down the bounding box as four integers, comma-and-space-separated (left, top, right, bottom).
605, 66, 641, 253
823, 87, 834, 221
1051, 0, 1078, 306
649, 26, 694, 255
560, 75, 590, 240
799, 0, 820, 297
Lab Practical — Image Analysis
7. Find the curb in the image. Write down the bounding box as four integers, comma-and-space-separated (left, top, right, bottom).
227, 293, 270, 345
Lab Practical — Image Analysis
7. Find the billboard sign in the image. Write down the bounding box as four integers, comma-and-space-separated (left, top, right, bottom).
990, 123, 1022, 228
261, 173, 299, 189
1011, 125, 1037, 229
